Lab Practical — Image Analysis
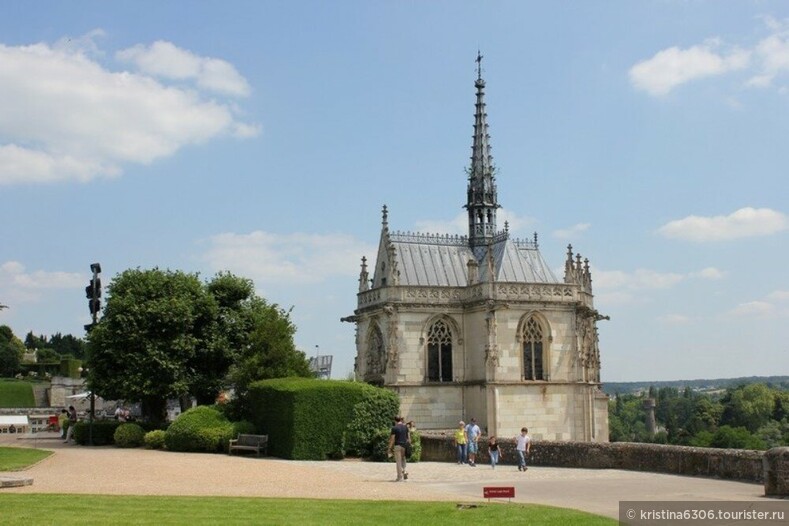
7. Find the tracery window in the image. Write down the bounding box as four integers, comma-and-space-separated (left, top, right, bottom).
426, 319, 453, 382
522, 316, 544, 380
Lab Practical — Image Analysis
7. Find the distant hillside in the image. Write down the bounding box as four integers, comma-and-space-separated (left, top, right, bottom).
602, 376, 789, 396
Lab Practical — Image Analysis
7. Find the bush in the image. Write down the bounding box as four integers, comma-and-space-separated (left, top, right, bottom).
144, 429, 167, 449
164, 406, 234, 453
73, 420, 121, 446
248, 378, 398, 460
344, 389, 400, 457
232, 420, 256, 437
113, 423, 146, 448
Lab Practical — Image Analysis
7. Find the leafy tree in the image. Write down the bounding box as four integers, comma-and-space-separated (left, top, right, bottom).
720, 384, 775, 432
710, 425, 765, 450
49, 333, 86, 359
24, 332, 48, 350
87, 268, 310, 423
35, 348, 61, 363
0, 325, 25, 376
88, 269, 219, 422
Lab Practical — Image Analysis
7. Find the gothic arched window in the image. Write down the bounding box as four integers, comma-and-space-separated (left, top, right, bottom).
427, 319, 453, 382
522, 316, 544, 380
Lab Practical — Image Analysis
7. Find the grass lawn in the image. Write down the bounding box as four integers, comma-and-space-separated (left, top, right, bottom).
0, 494, 617, 525
0, 379, 36, 407
0, 447, 53, 471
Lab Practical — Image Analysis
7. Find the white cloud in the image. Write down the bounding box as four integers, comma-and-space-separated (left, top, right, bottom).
658, 314, 692, 325
202, 231, 376, 286
552, 223, 590, 240
692, 267, 727, 280
0, 32, 258, 185
116, 41, 251, 97
594, 268, 685, 291
658, 207, 788, 242
593, 266, 725, 307
728, 289, 789, 319
767, 290, 789, 302
731, 300, 777, 317
0, 261, 84, 303
413, 213, 467, 235
629, 40, 749, 96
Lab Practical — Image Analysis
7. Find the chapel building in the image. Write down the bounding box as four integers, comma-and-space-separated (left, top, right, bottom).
344, 56, 609, 441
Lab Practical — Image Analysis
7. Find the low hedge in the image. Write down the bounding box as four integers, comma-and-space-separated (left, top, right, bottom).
114, 423, 146, 448
248, 378, 402, 460
164, 406, 234, 453
73, 420, 121, 446
144, 430, 167, 449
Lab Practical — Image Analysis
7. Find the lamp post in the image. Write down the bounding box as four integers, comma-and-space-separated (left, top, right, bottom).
78, 366, 94, 446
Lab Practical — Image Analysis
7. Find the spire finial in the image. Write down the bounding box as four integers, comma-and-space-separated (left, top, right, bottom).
382, 204, 388, 229
476, 50, 483, 81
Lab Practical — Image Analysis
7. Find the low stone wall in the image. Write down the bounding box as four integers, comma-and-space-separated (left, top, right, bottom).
420, 433, 765, 483
764, 447, 789, 496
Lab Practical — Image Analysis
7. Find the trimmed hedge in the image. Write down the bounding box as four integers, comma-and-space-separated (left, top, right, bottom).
344, 389, 400, 457
144, 430, 167, 449
73, 420, 121, 446
114, 423, 146, 448
164, 406, 234, 453
249, 378, 395, 460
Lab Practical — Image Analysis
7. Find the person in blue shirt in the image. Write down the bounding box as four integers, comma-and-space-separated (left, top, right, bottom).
465, 418, 481, 467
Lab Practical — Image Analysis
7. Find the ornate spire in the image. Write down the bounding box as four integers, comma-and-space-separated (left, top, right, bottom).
465, 52, 500, 247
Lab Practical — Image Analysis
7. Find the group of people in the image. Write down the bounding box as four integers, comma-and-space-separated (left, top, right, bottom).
388, 415, 533, 481
454, 419, 531, 471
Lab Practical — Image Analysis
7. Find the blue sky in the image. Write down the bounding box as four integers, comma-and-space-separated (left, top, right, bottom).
1, 1, 787, 382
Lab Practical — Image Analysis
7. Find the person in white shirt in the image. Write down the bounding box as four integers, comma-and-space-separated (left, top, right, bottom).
515, 427, 531, 471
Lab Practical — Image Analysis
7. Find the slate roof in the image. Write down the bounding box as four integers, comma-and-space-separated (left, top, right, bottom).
389, 232, 559, 287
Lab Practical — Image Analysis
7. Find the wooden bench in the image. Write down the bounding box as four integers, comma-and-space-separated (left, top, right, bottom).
228, 433, 268, 457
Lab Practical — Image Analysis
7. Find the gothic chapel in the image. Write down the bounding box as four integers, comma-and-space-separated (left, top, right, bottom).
345, 56, 609, 441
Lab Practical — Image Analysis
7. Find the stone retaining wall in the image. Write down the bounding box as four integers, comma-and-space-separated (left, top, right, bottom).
420, 433, 765, 483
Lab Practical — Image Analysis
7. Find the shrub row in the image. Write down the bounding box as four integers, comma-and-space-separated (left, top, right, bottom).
248, 378, 404, 461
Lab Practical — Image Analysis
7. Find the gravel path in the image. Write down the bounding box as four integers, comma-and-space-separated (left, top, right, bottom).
0, 433, 768, 520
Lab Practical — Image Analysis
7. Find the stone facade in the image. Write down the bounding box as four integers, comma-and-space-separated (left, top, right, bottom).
345, 56, 609, 441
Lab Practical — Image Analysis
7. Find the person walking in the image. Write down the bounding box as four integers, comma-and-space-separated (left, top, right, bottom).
387, 416, 410, 482
515, 427, 531, 471
454, 421, 467, 464
488, 436, 503, 469
63, 405, 78, 443
465, 418, 481, 467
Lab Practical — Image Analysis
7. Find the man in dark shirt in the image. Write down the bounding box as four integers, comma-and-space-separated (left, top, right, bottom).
387, 415, 410, 481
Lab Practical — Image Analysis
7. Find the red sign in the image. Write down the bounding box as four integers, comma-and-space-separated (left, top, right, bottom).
483, 486, 515, 499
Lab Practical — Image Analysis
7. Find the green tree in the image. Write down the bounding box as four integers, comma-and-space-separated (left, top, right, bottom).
0, 325, 24, 376
721, 384, 776, 432
87, 268, 219, 422
710, 425, 766, 450
49, 333, 86, 359
24, 332, 48, 350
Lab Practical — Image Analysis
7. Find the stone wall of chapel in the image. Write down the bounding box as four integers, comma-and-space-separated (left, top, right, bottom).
493, 306, 577, 383
493, 383, 601, 440
594, 390, 610, 442
395, 385, 464, 429
460, 308, 489, 381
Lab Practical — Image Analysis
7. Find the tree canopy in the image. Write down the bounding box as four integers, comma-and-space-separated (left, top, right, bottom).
0, 325, 24, 377
87, 268, 311, 422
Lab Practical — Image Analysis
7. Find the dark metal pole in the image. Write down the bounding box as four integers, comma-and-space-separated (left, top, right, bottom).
88, 263, 101, 446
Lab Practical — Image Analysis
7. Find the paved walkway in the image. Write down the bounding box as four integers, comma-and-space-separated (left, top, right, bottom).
0, 433, 771, 520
